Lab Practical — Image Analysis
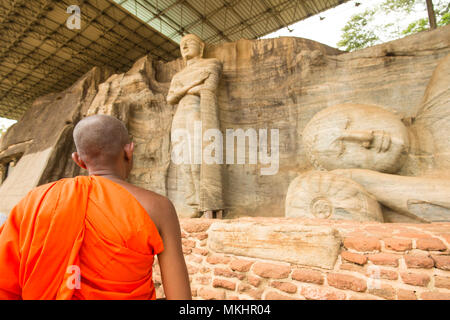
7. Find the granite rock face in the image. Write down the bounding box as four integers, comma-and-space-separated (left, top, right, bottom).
86, 55, 174, 197
0, 25, 449, 219
0, 67, 112, 214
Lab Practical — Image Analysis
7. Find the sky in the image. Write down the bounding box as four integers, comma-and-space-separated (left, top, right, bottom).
261, 0, 380, 45
261, 0, 427, 46
0, 117, 16, 130
0, 0, 430, 131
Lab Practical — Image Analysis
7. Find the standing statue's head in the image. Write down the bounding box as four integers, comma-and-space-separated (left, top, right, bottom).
302, 103, 410, 173
180, 34, 204, 62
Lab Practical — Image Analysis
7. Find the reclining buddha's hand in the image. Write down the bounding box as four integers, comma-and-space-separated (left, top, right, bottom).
372, 130, 391, 153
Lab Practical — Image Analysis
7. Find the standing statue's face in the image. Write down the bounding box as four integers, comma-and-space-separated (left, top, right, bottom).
302, 104, 410, 173
180, 37, 203, 60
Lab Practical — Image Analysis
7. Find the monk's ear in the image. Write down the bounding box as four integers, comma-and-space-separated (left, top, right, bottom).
124, 142, 134, 162
72, 152, 87, 169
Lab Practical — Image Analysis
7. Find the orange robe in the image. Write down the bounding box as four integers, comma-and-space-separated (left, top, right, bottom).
0, 175, 163, 300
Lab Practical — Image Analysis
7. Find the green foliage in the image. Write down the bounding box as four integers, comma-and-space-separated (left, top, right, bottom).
337, 0, 450, 52
436, 2, 450, 26
440, 11, 450, 25
380, 0, 417, 13
402, 17, 429, 35
402, 1, 449, 35
336, 9, 379, 52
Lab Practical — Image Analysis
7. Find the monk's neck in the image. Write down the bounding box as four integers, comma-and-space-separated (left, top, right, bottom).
88, 169, 127, 183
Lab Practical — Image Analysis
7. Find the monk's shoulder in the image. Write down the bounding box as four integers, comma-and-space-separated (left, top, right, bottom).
12, 178, 66, 217
26, 179, 62, 200
141, 189, 174, 217
127, 185, 176, 230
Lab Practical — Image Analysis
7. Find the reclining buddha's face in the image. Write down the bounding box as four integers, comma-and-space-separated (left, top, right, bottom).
302, 104, 410, 173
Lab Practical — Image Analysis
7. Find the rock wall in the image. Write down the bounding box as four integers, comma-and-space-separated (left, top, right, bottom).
0, 67, 112, 214
153, 218, 450, 300
90, 25, 450, 218
0, 26, 449, 218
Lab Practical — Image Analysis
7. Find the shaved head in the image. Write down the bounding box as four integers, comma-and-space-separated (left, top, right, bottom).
73, 115, 130, 165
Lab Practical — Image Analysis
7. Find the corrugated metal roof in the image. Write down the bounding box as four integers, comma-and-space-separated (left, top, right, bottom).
1, 0, 348, 119
114, 0, 349, 45
0, 0, 180, 119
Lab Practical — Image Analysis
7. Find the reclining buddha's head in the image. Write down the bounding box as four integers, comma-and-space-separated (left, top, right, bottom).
302, 103, 410, 173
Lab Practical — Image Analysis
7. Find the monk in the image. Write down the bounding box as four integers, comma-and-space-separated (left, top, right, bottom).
0, 115, 191, 300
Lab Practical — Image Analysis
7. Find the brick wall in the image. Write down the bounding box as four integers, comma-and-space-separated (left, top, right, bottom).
153, 218, 450, 300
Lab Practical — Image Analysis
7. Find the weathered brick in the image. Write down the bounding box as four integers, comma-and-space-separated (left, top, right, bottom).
252, 262, 291, 279
400, 272, 430, 287
187, 264, 199, 275
343, 237, 381, 252
395, 232, 432, 239
206, 254, 231, 265
247, 275, 262, 287
264, 291, 296, 300
230, 258, 254, 272
416, 238, 447, 251
384, 238, 412, 251
434, 275, 450, 289
182, 239, 196, 248
186, 255, 203, 263
291, 268, 324, 285
420, 292, 450, 300
368, 253, 400, 266
270, 281, 297, 294
301, 286, 347, 300
431, 255, 450, 270
182, 247, 192, 254
364, 226, 395, 238
442, 234, 450, 245
327, 273, 367, 292
368, 284, 396, 300
350, 293, 382, 300
200, 266, 211, 274
237, 283, 264, 299
213, 278, 236, 291
192, 247, 209, 256
237, 283, 251, 293
340, 263, 366, 274
404, 255, 434, 269
194, 232, 208, 240
198, 287, 225, 300
214, 267, 245, 280
380, 269, 398, 280
341, 251, 368, 265
397, 289, 417, 300
366, 267, 398, 280
181, 219, 214, 233
194, 276, 211, 285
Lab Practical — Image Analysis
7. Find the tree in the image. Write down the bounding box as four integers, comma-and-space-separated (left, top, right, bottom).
336, 9, 379, 51
337, 0, 450, 51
